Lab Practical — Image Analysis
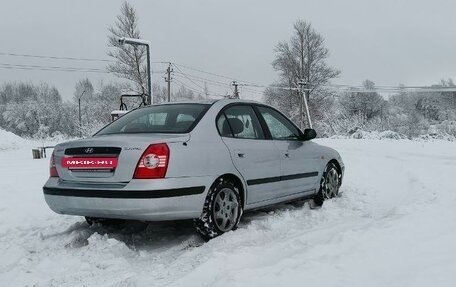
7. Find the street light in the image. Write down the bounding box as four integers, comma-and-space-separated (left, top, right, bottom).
78, 89, 86, 137
118, 37, 152, 105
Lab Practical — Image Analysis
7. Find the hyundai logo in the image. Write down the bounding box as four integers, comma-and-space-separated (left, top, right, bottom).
84, 147, 95, 154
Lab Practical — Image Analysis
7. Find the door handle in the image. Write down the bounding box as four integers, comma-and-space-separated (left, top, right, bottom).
284, 151, 290, 158
233, 149, 245, 158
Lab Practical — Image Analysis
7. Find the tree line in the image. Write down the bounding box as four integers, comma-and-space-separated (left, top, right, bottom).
265, 21, 456, 139
0, 79, 202, 138
0, 1, 455, 140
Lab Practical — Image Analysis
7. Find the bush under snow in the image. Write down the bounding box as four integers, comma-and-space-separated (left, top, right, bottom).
350, 129, 407, 140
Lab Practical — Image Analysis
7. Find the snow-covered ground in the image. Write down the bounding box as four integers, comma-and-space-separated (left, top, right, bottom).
0, 133, 455, 286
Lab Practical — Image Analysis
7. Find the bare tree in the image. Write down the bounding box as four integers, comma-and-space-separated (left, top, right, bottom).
152, 83, 168, 104
174, 85, 195, 101
73, 78, 94, 102
271, 20, 340, 129
107, 1, 147, 94
264, 82, 299, 121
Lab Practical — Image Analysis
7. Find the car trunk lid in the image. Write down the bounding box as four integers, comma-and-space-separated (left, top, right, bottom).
54, 133, 189, 183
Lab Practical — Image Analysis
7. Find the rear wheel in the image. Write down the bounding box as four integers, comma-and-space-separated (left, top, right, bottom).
312, 162, 340, 207
194, 178, 243, 240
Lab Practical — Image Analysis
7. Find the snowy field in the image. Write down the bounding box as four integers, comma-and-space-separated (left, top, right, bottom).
1, 131, 456, 287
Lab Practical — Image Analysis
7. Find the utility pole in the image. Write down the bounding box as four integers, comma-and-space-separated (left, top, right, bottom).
204, 82, 209, 99
298, 81, 313, 129
298, 87, 303, 130
78, 89, 86, 137
165, 62, 173, 102
232, 81, 239, 99
146, 45, 152, 105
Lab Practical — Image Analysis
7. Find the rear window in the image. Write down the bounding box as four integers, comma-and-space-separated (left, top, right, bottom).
95, 104, 209, 135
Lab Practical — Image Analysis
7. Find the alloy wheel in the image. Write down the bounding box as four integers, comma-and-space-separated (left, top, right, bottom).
213, 188, 239, 232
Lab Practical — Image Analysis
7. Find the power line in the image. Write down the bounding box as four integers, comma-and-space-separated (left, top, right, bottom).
0, 62, 105, 71
173, 77, 227, 99
0, 62, 169, 75
173, 78, 205, 94
173, 71, 230, 87
2, 51, 455, 94
173, 75, 234, 98
174, 77, 228, 99
172, 64, 206, 91
311, 82, 456, 92
0, 64, 109, 74
0, 51, 170, 65
323, 85, 456, 93
172, 62, 258, 85
0, 54, 286, 91
0, 52, 111, 62
240, 87, 266, 95
239, 82, 456, 93
0, 66, 107, 73
150, 61, 174, 64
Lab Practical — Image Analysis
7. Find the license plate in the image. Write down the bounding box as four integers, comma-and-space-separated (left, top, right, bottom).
62, 157, 118, 169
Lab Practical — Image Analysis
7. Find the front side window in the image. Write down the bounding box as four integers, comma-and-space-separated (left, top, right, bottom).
95, 104, 209, 135
217, 105, 265, 139
257, 106, 300, 140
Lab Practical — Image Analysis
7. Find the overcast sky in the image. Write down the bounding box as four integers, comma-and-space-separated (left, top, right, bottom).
1, 0, 456, 100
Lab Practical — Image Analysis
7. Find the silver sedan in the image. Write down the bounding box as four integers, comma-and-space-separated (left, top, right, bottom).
43, 99, 344, 239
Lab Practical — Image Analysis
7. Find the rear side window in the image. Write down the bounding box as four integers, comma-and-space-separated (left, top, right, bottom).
95, 104, 209, 135
217, 105, 265, 139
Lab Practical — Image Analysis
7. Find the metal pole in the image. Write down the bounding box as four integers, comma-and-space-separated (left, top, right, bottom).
232, 81, 239, 99
166, 62, 172, 102
299, 81, 313, 129
146, 45, 152, 105
78, 90, 85, 137
299, 90, 303, 130
78, 97, 81, 136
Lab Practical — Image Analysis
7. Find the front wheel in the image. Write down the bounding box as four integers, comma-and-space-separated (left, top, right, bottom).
312, 162, 340, 207
194, 178, 243, 240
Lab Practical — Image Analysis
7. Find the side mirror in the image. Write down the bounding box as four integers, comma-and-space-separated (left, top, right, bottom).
301, 128, 317, 141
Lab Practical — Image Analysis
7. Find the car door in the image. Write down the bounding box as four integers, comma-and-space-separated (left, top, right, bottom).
217, 104, 283, 204
256, 105, 320, 197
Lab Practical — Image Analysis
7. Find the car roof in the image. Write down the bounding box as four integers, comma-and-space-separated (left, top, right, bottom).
158, 99, 219, 105
150, 98, 264, 106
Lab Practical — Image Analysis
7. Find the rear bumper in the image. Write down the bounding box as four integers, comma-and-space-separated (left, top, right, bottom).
43, 186, 205, 198
43, 176, 212, 221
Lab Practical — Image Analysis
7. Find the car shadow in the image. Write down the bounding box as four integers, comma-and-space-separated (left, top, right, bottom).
55, 198, 313, 250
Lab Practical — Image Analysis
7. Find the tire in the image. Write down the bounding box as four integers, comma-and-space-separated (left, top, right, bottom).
313, 162, 340, 207
85, 217, 147, 234
194, 177, 243, 240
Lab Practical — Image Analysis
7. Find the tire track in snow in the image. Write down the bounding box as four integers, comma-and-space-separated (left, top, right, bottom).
1, 139, 456, 286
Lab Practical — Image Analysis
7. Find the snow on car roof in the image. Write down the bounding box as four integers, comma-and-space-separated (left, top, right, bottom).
110, 110, 129, 115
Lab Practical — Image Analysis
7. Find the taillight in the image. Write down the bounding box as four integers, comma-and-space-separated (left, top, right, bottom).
133, 143, 169, 179
50, 151, 59, 177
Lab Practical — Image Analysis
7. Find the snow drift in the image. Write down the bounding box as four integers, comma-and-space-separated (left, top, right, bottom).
0, 128, 29, 150
0, 137, 455, 286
